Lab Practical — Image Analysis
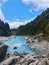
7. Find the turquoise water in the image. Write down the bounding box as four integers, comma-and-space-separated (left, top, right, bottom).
4, 36, 38, 55
4, 37, 26, 46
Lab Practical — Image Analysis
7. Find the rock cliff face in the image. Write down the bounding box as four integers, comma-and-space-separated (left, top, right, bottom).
0, 43, 8, 62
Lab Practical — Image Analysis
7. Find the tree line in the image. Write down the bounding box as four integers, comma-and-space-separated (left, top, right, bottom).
0, 19, 11, 36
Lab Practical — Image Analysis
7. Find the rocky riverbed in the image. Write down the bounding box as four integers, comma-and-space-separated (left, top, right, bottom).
27, 34, 49, 55
0, 36, 16, 42
0, 42, 49, 65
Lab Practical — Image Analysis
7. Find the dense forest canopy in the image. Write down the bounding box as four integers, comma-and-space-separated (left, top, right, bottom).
0, 19, 11, 36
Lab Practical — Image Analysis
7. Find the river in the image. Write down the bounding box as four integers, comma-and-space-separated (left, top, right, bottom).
4, 36, 38, 55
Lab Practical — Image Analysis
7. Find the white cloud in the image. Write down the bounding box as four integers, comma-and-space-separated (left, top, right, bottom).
9, 21, 27, 29
0, 0, 8, 21
0, 8, 5, 21
0, 0, 30, 29
0, 0, 42, 29
0, 0, 8, 7
7, 19, 31, 29
22, 0, 49, 11
29, 9, 33, 13
0, 7, 31, 29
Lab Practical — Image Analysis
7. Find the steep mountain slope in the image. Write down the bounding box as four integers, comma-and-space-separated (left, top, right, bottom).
17, 8, 49, 37
0, 19, 11, 36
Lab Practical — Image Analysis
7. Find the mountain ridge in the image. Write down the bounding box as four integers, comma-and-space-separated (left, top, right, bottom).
0, 19, 11, 36
15, 8, 49, 38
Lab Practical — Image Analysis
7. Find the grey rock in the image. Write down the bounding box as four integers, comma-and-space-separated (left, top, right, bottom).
0, 43, 8, 62
37, 58, 49, 65
0, 56, 20, 65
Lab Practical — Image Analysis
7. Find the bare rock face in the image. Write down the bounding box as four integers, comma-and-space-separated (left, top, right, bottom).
0, 43, 8, 62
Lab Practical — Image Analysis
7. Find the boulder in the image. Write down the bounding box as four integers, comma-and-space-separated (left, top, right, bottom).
0, 43, 8, 62
37, 58, 49, 65
0, 56, 20, 65
13, 46, 17, 49
23, 52, 28, 55
29, 60, 39, 65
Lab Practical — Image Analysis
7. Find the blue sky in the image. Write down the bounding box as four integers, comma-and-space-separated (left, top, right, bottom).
0, 0, 49, 29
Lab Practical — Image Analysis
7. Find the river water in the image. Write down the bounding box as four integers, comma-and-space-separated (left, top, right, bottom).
4, 36, 38, 55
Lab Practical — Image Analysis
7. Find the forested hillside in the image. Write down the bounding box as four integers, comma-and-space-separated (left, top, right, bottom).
16, 8, 49, 38
0, 19, 11, 36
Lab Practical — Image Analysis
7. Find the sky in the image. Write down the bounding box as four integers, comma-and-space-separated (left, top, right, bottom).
0, 0, 49, 29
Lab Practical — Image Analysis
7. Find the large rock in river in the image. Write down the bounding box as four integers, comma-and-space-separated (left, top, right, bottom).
0, 43, 8, 62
